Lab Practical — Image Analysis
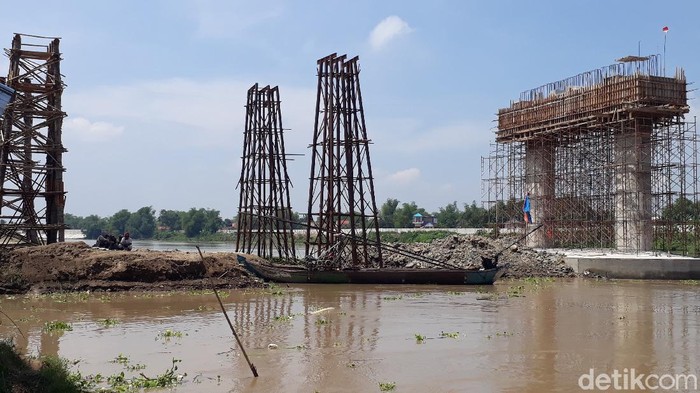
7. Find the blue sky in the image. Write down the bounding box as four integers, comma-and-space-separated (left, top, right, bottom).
1, 0, 696, 218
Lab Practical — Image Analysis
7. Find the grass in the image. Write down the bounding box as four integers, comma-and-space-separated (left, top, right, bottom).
0, 340, 86, 393
379, 381, 397, 391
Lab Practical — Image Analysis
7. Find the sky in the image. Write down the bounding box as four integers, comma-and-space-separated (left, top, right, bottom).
0, 0, 698, 219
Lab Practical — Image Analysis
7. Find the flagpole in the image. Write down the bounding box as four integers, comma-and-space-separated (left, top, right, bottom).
662, 27, 668, 76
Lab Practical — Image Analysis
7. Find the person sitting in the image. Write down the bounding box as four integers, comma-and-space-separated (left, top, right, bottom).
93, 231, 117, 249
118, 232, 133, 251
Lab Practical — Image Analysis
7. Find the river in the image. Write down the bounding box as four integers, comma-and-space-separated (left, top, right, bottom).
1, 278, 699, 392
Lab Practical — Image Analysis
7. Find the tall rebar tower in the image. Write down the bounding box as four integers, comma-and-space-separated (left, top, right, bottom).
0, 34, 66, 247
482, 55, 699, 254
236, 84, 296, 262
305, 53, 383, 268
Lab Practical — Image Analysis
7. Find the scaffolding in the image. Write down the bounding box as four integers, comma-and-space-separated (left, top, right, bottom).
0, 34, 66, 247
482, 55, 699, 254
236, 84, 296, 262
305, 53, 383, 268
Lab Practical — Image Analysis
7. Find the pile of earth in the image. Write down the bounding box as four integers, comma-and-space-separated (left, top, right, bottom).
382, 233, 576, 278
0, 234, 575, 294
0, 241, 261, 294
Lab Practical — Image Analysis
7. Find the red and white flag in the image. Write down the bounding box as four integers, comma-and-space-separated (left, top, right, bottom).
663, 26, 669, 33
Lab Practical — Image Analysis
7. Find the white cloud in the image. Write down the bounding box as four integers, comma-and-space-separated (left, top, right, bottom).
64, 117, 124, 142
377, 121, 491, 153
188, 0, 284, 38
64, 78, 316, 150
387, 167, 421, 185
369, 16, 413, 51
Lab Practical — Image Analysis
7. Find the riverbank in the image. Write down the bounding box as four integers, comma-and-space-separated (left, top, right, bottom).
0, 242, 261, 294
0, 234, 574, 294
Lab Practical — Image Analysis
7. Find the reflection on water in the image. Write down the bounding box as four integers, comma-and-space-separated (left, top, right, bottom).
1, 280, 700, 392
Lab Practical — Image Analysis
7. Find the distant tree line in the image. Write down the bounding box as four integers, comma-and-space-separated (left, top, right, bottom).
379, 198, 490, 228
65, 200, 496, 239
65, 207, 226, 239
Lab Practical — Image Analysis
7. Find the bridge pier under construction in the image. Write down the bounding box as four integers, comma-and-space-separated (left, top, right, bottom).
483, 55, 697, 254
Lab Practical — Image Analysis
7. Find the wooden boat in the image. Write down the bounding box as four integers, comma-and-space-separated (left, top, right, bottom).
237, 255, 504, 285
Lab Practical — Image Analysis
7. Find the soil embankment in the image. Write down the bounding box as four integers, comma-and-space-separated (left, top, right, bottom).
0, 241, 261, 294
382, 233, 576, 278
0, 234, 574, 294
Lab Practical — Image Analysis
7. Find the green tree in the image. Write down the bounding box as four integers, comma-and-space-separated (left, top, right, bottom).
393, 202, 427, 228
64, 213, 83, 230
82, 215, 108, 239
109, 209, 131, 235
436, 201, 461, 228
380, 198, 399, 228
158, 209, 183, 230
202, 209, 223, 235
182, 208, 206, 237
463, 201, 488, 227
126, 206, 157, 239
662, 197, 700, 222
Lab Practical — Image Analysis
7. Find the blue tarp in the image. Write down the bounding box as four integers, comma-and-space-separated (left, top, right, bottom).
0, 83, 15, 113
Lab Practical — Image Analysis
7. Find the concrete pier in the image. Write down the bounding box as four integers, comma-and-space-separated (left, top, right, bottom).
525, 141, 554, 248
614, 127, 653, 251
563, 250, 700, 279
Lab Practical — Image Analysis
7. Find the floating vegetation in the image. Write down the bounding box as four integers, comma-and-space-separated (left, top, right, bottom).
446, 291, 465, 295
379, 381, 397, 391
188, 289, 229, 298
266, 284, 285, 296
439, 331, 459, 339
507, 285, 525, 298
382, 295, 403, 301
495, 331, 513, 337
43, 292, 90, 303
111, 354, 129, 365
156, 329, 186, 341
315, 318, 331, 326
414, 334, 426, 344
99, 318, 119, 328
273, 315, 295, 322
100, 358, 185, 390
43, 321, 73, 333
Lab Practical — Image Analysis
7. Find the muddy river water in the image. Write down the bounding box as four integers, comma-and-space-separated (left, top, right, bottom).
1, 279, 699, 392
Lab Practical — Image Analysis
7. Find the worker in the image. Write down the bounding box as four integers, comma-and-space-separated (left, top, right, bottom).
523, 192, 532, 224
118, 232, 133, 251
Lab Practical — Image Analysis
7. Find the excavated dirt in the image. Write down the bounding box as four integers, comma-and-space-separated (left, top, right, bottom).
383, 233, 576, 279
0, 234, 574, 294
0, 242, 262, 294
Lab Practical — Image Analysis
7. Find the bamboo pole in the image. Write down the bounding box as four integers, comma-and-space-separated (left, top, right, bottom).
195, 246, 258, 378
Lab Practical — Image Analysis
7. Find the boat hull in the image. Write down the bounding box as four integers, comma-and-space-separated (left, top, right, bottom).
238, 255, 504, 285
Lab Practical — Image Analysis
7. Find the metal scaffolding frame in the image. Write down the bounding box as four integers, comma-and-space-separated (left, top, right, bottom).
482, 55, 699, 254
305, 53, 383, 268
236, 84, 296, 262
0, 34, 66, 247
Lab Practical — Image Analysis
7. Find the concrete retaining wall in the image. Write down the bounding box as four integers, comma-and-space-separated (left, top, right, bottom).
564, 256, 700, 279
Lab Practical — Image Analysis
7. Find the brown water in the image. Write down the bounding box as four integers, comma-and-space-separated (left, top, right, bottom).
1, 279, 699, 392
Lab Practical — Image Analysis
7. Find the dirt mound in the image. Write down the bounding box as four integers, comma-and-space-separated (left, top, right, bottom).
383, 234, 576, 278
0, 242, 261, 294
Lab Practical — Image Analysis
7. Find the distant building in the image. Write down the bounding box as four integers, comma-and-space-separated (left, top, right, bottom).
412, 213, 437, 228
